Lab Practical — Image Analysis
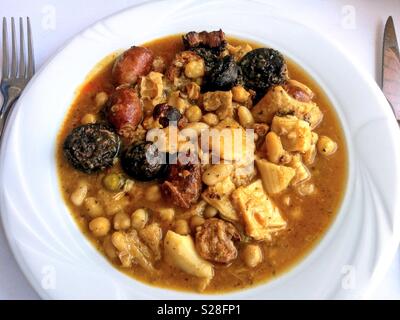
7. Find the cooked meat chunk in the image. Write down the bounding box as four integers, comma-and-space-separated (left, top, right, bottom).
165, 51, 202, 81
161, 158, 202, 209
63, 124, 120, 173
195, 218, 240, 264
284, 79, 314, 103
112, 46, 154, 85
105, 87, 143, 138
183, 30, 226, 53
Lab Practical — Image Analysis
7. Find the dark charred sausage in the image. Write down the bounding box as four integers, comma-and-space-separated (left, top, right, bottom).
195, 218, 240, 264
161, 158, 201, 209
239, 48, 288, 101
63, 123, 121, 174
112, 46, 154, 85
106, 87, 143, 138
121, 141, 166, 181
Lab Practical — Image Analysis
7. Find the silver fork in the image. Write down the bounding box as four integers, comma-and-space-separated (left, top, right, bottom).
0, 17, 35, 138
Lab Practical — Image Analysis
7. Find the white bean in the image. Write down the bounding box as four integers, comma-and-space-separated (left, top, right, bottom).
242, 244, 263, 268
237, 106, 254, 128
202, 164, 233, 186
70, 181, 88, 206
317, 135, 337, 156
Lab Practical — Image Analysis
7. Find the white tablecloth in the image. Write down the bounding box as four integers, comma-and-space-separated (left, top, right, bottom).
1, 0, 399, 299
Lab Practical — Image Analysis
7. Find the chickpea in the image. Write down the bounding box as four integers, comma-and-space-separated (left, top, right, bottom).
242, 244, 263, 268
145, 185, 161, 202
190, 215, 205, 230
184, 60, 205, 79
204, 205, 218, 218
131, 208, 148, 230
103, 173, 124, 192
232, 86, 250, 103
70, 181, 88, 206
202, 113, 219, 126
81, 113, 97, 125
95, 91, 108, 108
89, 217, 111, 237
103, 236, 117, 259
158, 208, 175, 222
174, 219, 190, 235
185, 105, 202, 122
84, 197, 104, 218
237, 106, 254, 128
317, 135, 337, 156
113, 212, 131, 230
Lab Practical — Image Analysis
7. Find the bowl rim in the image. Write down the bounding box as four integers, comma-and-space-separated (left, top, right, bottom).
1, 0, 399, 299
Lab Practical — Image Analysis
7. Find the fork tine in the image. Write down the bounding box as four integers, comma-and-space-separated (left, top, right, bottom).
26, 17, 34, 78
10, 17, 17, 78
2, 17, 9, 78
18, 17, 25, 78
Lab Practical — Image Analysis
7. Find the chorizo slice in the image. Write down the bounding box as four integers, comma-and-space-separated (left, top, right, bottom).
106, 87, 143, 138
195, 218, 240, 264
161, 159, 202, 209
112, 46, 154, 85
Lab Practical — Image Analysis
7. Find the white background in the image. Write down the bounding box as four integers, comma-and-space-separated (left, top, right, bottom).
0, 0, 399, 299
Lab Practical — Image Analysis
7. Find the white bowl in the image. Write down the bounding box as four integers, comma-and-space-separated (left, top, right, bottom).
1, 0, 400, 299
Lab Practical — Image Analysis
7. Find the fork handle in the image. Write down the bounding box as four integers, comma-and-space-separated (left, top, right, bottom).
0, 99, 14, 140
0, 86, 21, 140
0, 86, 20, 114
0, 111, 7, 141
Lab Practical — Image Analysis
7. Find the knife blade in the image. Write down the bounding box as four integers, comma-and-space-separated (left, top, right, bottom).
382, 16, 400, 121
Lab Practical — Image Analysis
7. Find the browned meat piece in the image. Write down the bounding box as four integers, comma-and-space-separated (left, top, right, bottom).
284, 80, 314, 103
112, 46, 154, 85
106, 87, 143, 138
161, 158, 202, 209
165, 51, 202, 81
183, 30, 226, 51
152, 103, 186, 128
195, 218, 240, 264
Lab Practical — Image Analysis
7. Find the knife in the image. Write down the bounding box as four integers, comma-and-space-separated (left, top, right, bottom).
382, 16, 400, 122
